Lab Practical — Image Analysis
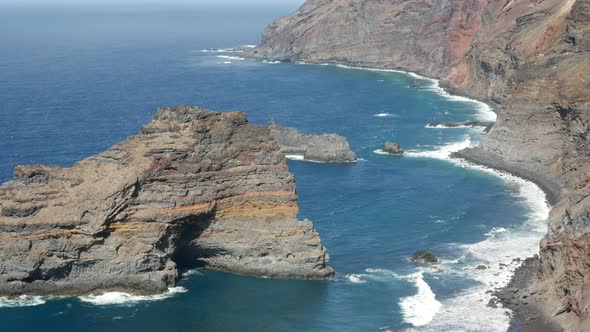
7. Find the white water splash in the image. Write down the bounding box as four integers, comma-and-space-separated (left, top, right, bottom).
216, 55, 245, 61
345, 274, 367, 284
399, 272, 443, 327
79, 287, 187, 306
0, 295, 46, 308
302, 62, 496, 123
285, 154, 305, 161
403, 137, 473, 160
373, 113, 397, 117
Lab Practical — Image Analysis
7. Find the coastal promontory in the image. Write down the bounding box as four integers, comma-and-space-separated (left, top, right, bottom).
0, 106, 334, 296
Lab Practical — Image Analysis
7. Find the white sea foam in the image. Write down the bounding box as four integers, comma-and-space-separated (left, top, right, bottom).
404, 136, 473, 160
220, 61, 232, 64
373, 113, 396, 117
399, 272, 442, 327
364, 119, 547, 331
216, 55, 245, 61
404, 151, 550, 331
359, 269, 441, 327
285, 154, 305, 161
295, 60, 547, 332
0, 295, 46, 308
419, 83, 496, 122
262, 60, 282, 64
79, 287, 187, 306
200, 48, 243, 53
373, 149, 388, 155
425, 124, 473, 129
241, 44, 257, 48
345, 274, 367, 284
484, 227, 508, 237
300, 62, 496, 123
285, 154, 361, 164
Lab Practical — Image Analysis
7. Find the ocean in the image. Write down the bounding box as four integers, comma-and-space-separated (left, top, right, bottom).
0, 3, 549, 331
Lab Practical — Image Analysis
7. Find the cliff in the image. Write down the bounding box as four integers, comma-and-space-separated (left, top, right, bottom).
0, 106, 334, 296
249, 0, 590, 330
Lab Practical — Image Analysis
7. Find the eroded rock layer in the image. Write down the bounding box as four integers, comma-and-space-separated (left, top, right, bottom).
249, 0, 590, 329
0, 106, 334, 296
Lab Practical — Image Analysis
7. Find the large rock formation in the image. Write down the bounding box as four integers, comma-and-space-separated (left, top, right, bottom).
0, 106, 334, 296
249, 0, 590, 329
268, 120, 357, 163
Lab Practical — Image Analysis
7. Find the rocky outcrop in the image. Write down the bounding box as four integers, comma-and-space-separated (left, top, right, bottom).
250, 0, 590, 329
410, 250, 438, 264
382, 142, 404, 155
0, 106, 334, 296
268, 120, 357, 163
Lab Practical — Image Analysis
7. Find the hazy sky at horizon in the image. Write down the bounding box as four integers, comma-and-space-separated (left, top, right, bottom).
0, 0, 305, 6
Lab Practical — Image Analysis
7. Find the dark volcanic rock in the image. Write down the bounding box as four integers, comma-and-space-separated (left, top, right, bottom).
0, 106, 334, 297
382, 142, 404, 155
268, 120, 357, 163
249, 0, 590, 329
410, 250, 438, 264
493, 256, 560, 332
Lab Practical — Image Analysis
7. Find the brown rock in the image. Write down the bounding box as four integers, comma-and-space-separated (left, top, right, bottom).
0, 106, 334, 296
383, 142, 404, 155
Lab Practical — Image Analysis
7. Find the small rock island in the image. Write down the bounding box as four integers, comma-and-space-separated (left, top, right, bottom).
383, 142, 404, 155
268, 120, 357, 163
410, 250, 438, 264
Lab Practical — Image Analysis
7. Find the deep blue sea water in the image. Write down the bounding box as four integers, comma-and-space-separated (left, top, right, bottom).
0, 4, 549, 332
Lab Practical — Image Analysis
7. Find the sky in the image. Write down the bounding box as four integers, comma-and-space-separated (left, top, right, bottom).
1, 0, 305, 6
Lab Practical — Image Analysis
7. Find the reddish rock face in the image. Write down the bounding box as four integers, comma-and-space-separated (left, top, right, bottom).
0, 106, 334, 296
248, 0, 590, 328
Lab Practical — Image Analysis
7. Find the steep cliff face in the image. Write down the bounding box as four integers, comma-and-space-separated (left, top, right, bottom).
249, 0, 590, 329
0, 106, 334, 296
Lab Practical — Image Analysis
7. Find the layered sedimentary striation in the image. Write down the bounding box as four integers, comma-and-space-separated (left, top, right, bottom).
268, 120, 357, 162
0, 106, 334, 296
249, 0, 590, 329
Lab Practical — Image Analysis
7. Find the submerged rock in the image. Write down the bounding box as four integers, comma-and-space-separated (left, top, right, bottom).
383, 142, 404, 155
268, 120, 357, 163
410, 250, 438, 264
0, 106, 334, 297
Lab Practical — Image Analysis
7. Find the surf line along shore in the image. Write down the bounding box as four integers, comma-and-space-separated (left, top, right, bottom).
278, 60, 552, 330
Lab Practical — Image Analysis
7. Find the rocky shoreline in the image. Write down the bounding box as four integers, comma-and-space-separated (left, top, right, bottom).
248, 0, 590, 329
453, 148, 563, 206
493, 257, 560, 332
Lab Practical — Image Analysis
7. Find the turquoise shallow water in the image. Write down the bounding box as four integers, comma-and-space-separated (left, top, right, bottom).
0, 4, 548, 332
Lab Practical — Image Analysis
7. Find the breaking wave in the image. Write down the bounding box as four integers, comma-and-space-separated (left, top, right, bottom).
302, 62, 496, 123
216, 55, 245, 61
344, 268, 442, 327
399, 272, 443, 327
0, 295, 46, 308
79, 287, 188, 306
404, 137, 473, 160
200, 48, 243, 53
